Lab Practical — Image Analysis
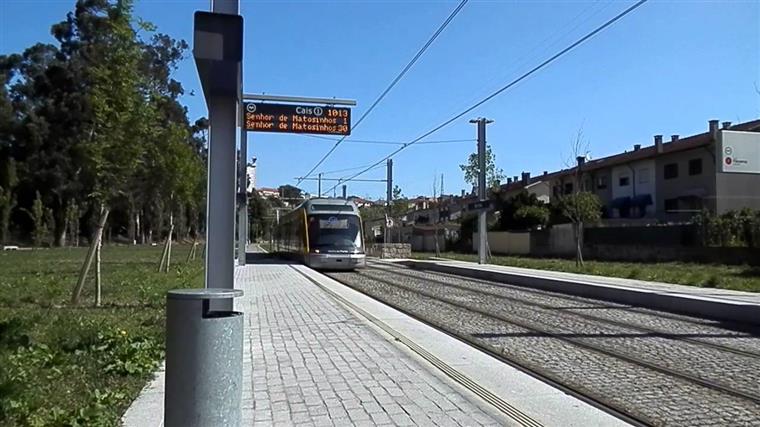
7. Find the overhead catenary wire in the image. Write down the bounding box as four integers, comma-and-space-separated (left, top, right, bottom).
324, 0, 649, 195
302, 134, 475, 145
296, 0, 470, 185
320, 163, 385, 177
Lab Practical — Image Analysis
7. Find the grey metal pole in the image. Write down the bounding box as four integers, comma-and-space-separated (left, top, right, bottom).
342, 185, 347, 199
211, 0, 237, 14
237, 115, 247, 266
472, 118, 491, 265
318, 173, 322, 198
386, 159, 393, 243
205, 0, 240, 310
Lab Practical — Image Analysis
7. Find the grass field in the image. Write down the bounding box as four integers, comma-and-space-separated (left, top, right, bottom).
411, 252, 760, 293
0, 244, 203, 426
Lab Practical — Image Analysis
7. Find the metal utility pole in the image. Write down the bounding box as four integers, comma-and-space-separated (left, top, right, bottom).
470, 118, 493, 264
386, 159, 393, 243
318, 173, 322, 198
237, 110, 248, 266
193, 0, 242, 310
342, 185, 347, 199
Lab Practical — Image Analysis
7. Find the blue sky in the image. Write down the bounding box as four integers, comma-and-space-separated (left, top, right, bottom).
2, 0, 758, 200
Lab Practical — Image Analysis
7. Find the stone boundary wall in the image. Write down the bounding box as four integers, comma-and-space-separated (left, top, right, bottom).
367, 243, 411, 259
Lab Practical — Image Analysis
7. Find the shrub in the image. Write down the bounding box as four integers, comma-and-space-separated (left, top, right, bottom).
514, 205, 550, 230
693, 208, 760, 248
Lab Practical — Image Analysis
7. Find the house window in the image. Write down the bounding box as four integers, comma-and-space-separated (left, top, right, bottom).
664, 163, 679, 179
689, 158, 702, 176
564, 182, 573, 194
664, 198, 678, 212
597, 176, 608, 189
638, 168, 650, 184
619, 176, 630, 187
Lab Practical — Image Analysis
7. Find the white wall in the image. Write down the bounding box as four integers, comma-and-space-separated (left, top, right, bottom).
526, 181, 552, 204
472, 231, 531, 255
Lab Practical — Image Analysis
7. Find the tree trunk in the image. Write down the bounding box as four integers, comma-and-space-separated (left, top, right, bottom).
136, 212, 141, 244
434, 224, 440, 257
127, 204, 136, 244
56, 227, 66, 248
95, 238, 102, 306
54, 202, 66, 247
574, 221, 584, 267
71, 204, 109, 306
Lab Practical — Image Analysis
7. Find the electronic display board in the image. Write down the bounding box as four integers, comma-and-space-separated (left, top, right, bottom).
244, 102, 351, 135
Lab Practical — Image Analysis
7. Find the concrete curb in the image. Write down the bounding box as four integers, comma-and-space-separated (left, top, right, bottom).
398, 259, 760, 327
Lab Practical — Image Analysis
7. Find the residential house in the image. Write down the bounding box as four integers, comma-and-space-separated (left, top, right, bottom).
496, 119, 760, 221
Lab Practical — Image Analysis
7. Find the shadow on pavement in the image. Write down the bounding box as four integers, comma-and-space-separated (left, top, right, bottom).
245, 252, 291, 265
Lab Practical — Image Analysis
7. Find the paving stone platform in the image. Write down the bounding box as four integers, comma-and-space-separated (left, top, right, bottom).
123, 259, 508, 426
238, 262, 505, 426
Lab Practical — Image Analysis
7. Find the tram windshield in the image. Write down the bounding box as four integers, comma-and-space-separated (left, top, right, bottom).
307, 214, 362, 253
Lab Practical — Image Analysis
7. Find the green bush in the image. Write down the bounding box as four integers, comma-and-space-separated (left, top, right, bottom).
694, 208, 760, 247
514, 205, 550, 230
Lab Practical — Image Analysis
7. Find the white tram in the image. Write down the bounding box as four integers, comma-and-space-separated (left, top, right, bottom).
274, 198, 366, 270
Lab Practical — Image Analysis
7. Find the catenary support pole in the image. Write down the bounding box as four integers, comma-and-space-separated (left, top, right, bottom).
205, 0, 240, 310
342, 184, 347, 199
386, 158, 393, 243
471, 118, 492, 265
318, 173, 322, 198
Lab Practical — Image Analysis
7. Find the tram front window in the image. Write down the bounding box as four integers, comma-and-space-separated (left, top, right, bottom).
307, 215, 362, 253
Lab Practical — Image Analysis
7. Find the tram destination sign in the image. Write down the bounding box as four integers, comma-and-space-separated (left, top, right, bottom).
244, 102, 351, 136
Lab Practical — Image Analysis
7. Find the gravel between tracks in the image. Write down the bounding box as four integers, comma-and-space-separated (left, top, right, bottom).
326, 265, 760, 426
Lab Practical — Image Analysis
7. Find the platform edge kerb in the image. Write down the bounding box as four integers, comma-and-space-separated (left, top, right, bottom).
400, 260, 760, 327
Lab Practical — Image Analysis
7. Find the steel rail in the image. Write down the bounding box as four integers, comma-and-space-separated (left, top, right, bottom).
332, 269, 760, 415
323, 271, 653, 427
367, 263, 760, 360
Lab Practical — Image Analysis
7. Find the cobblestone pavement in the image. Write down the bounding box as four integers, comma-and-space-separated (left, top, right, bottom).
327, 264, 760, 426
236, 263, 505, 427
372, 264, 760, 354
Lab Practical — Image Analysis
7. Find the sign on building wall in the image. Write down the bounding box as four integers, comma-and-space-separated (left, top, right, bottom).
244, 102, 351, 135
720, 131, 760, 174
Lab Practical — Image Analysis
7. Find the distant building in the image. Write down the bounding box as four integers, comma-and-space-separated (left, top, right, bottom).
497, 119, 760, 221
347, 196, 374, 208
246, 158, 257, 192
257, 187, 280, 199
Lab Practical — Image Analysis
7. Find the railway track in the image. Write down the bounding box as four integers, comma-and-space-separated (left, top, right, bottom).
325, 263, 760, 426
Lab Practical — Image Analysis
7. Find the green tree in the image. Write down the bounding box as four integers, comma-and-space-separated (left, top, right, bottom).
459, 144, 505, 190
514, 205, 550, 230
9, 40, 90, 246
495, 190, 548, 230
278, 185, 303, 200
557, 191, 602, 267
22, 191, 49, 248
72, 0, 152, 305
392, 185, 403, 200
0, 158, 18, 244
